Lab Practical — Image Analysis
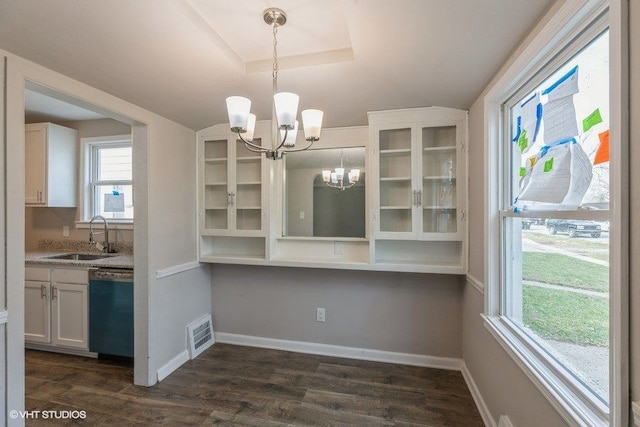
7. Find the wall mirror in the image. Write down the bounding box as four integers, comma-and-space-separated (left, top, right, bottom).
283, 147, 366, 238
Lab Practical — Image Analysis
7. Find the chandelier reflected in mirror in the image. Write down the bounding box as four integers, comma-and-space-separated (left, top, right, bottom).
226, 7, 323, 160
322, 149, 360, 191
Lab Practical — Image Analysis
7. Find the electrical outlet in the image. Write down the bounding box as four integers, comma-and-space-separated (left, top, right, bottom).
316, 307, 325, 323
62, 226, 70, 237
299, 211, 305, 220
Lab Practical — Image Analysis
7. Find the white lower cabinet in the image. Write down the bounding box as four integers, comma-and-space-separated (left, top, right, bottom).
25, 266, 89, 352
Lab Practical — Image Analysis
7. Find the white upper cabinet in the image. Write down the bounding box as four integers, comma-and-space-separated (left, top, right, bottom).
198, 122, 270, 262
25, 122, 78, 207
369, 107, 468, 273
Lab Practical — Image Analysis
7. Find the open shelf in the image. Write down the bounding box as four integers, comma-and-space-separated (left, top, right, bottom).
200, 236, 266, 260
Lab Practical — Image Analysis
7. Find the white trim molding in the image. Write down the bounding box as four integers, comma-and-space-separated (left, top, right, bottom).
498, 415, 514, 427
461, 362, 496, 427
214, 332, 462, 371
466, 274, 484, 293
157, 350, 190, 382
156, 260, 201, 279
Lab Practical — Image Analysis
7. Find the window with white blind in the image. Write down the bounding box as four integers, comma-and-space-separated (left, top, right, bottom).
83, 135, 133, 221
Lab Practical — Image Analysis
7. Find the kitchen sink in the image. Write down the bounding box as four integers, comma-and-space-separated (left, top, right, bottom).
46, 253, 114, 261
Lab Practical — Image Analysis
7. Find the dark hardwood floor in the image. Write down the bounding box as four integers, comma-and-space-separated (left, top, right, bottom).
25, 344, 484, 426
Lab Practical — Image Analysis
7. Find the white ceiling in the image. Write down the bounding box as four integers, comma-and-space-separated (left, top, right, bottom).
0, 0, 555, 131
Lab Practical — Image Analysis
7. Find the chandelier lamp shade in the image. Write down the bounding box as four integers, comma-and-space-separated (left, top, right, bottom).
322, 150, 360, 191
226, 7, 323, 160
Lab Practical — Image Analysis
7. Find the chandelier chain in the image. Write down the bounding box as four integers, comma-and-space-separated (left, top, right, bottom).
272, 22, 279, 94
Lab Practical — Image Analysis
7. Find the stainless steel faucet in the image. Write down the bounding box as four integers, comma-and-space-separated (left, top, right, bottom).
89, 215, 112, 252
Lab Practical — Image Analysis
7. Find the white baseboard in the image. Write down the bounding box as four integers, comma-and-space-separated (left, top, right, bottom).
461, 361, 497, 427
214, 332, 462, 371
157, 350, 189, 382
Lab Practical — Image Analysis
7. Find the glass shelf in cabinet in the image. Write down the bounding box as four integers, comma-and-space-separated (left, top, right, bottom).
380, 148, 412, 155
422, 146, 456, 152
380, 176, 411, 181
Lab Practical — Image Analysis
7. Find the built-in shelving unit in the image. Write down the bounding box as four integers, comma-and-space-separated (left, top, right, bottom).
369, 107, 468, 273
198, 122, 270, 262
197, 108, 467, 274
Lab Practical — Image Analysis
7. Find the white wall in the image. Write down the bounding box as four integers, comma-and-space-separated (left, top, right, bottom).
1, 53, 10, 425
2, 48, 212, 413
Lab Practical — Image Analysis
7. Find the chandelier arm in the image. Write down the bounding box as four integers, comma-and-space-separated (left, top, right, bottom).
236, 132, 269, 153
279, 139, 315, 153
274, 127, 289, 151
325, 180, 356, 191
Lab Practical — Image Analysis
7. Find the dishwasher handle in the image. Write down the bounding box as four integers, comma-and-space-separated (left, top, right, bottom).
90, 268, 134, 281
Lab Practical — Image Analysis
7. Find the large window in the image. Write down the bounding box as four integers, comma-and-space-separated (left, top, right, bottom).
484, 2, 627, 424
84, 136, 133, 221
504, 29, 610, 403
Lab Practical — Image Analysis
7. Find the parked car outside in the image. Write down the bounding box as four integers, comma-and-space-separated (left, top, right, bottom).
547, 219, 602, 238
522, 218, 534, 229
521, 218, 545, 229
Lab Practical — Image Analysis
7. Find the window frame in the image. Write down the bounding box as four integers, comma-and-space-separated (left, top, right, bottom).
482, 1, 628, 425
80, 134, 133, 223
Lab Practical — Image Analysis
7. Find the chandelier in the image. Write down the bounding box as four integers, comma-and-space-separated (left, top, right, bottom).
322, 150, 360, 191
226, 7, 323, 160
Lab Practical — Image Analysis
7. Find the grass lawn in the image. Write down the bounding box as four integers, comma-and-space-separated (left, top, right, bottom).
524, 231, 609, 262
523, 285, 608, 346
522, 252, 608, 293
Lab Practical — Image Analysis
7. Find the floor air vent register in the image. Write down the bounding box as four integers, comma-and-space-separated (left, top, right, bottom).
187, 314, 214, 359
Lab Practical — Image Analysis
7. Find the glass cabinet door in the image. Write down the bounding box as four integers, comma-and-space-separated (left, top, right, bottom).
378, 128, 413, 233
203, 139, 229, 230
234, 141, 263, 231
421, 125, 458, 234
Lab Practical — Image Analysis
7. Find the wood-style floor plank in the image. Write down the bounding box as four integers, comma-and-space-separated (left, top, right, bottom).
25, 344, 483, 426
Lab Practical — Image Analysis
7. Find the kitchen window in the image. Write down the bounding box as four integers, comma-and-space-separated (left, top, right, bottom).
483, 1, 628, 425
83, 135, 133, 221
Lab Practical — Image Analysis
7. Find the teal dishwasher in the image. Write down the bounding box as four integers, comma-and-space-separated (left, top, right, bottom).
89, 268, 134, 358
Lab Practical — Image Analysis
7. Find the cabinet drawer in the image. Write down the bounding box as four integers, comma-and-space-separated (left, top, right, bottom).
52, 268, 88, 284
25, 267, 51, 282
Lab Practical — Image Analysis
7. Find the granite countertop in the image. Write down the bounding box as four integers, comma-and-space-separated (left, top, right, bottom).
25, 251, 134, 269
25, 239, 134, 269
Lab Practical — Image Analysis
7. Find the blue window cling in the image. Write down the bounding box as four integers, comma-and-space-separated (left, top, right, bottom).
512, 92, 543, 154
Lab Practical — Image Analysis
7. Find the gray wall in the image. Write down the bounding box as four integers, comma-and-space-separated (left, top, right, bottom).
212, 264, 464, 358
286, 168, 315, 236
629, 0, 639, 405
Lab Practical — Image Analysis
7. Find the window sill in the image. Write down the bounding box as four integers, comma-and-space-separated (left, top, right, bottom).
482, 314, 608, 427
75, 221, 133, 230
